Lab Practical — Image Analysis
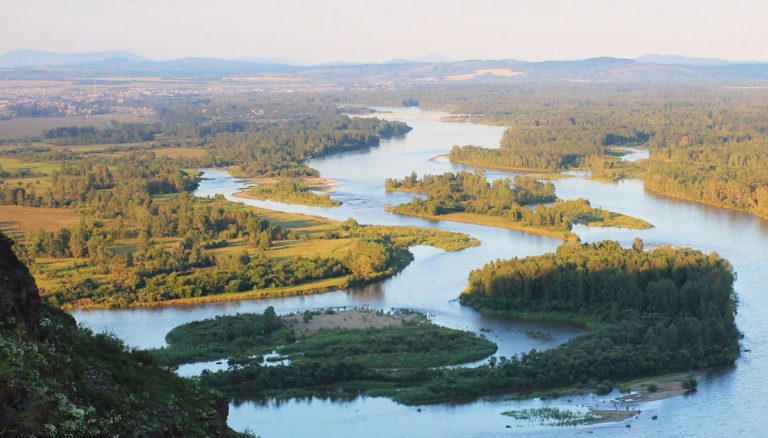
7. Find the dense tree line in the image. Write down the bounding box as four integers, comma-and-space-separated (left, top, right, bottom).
644, 159, 768, 218
204, 116, 411, 177
43, 122, 162, 145
386, 172, 556, 215
386, 171, 556, 206
369, 84, 768, 218
461, 240, 735, 321
0, 159, 196, 209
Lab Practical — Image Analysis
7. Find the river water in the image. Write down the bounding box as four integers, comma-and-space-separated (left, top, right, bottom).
72, 107, 768, 437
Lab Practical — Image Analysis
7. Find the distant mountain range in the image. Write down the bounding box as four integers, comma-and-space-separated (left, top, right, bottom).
2, 49, 768, 83
635, 54, 762, 67
0, 49, 147, 67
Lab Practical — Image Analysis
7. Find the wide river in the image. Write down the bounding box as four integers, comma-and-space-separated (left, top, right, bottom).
73, 107, 768, 437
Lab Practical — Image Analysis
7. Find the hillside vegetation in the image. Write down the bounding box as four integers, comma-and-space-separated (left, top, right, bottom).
0, 231, 245, 437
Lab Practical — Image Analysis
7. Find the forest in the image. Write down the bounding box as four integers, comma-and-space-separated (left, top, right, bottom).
13, 194, 474, 308
0, 97, 475, 309
367, 84, 768, 219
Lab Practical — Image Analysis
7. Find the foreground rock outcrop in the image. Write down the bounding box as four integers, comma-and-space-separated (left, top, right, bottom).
0, 232, 239, 437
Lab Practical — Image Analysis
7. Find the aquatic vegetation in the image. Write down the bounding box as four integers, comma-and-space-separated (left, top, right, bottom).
502, 407, 598, 427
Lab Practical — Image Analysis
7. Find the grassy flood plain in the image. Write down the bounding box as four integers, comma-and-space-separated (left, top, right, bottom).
385, 205, 652, 242
389, 210, 578, 240
1, 183, 478, 309
0, 115, 474, 310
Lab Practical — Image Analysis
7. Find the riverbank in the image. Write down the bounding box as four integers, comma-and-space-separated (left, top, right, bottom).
401, 210, 578, 241
86, 276, 351, 310
448, 156, 559, 173
384, 208, 650, 241
617, 371, 704, 403
644, 185, 768, 220
239, 176, 341, 193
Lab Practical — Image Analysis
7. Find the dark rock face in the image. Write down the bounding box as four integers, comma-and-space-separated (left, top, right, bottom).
0, 233, 41, 323
0, 232, 237, 437
213, 396, 231, 436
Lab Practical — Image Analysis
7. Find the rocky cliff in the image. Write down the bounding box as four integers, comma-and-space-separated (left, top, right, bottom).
0, 231, 239, 437
0, 232, 41, 323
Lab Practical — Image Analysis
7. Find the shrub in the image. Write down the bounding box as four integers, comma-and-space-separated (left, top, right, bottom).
595, 382, 613, 395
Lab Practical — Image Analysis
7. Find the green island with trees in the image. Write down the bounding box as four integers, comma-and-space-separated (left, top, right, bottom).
151, 307, 497, 370
385, 171, 651, 239
177, 239, 740, 406
235, 177, 341, 207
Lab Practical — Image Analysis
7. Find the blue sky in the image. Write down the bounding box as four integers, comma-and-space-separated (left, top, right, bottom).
1, 0, 765, 63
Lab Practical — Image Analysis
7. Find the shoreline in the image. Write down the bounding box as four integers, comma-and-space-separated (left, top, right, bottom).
385, 208, 650, 240
448, 157, 561, 173
64, 276, 350, 311
385, 208, 576, 241
643, 185, 768, 220
237, 176, 342, 193
230, 175, 343, 207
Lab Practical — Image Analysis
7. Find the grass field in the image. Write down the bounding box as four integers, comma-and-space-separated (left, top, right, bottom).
267, 238, 354, 261
153, 147, 209, 159
0, 114, 146, 139
232, 204, 337, 237
0, 205, 82, 237
0, 157, 60, 176
578, 212, 653, 229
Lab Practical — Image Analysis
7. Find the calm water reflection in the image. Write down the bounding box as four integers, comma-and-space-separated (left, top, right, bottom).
73, 108, 768, 437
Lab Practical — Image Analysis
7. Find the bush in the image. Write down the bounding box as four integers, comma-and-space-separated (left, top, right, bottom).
682, 375, 698, 390
595, 382, 613, 395
647, 383, 658, 392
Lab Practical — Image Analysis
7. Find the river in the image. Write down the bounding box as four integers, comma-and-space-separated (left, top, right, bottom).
72, 107, 768, 437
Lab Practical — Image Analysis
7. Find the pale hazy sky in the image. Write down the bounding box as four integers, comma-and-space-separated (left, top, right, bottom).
1, 0, 766, 63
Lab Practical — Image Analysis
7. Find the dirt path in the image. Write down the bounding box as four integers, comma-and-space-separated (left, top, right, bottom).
282, 309, 421, 337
